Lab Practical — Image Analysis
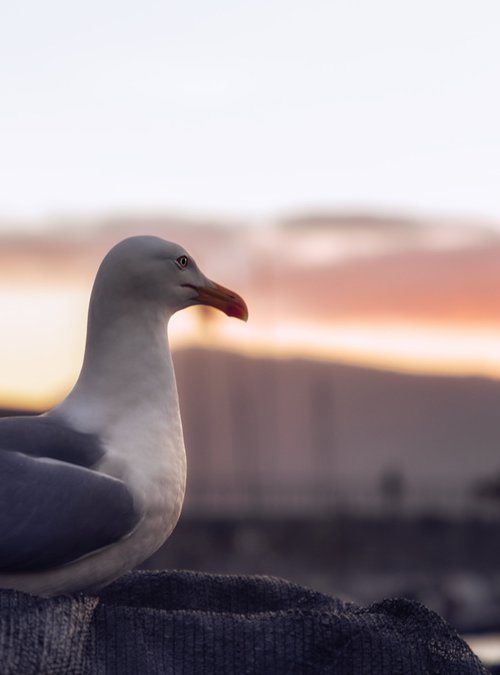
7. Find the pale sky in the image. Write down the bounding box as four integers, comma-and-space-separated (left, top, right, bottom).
1, 0, 499, 227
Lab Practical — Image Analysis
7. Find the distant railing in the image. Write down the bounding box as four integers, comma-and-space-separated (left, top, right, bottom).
183, 479, 500, 520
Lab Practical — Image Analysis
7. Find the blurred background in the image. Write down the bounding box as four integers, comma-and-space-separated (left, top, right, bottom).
2, 0, 500, 667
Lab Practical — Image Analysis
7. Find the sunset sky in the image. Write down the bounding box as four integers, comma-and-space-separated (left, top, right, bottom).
1, 2, 500, 408
2, 217, 500, 410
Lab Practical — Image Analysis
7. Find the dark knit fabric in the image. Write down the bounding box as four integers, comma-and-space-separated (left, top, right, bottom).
0, 570, 489, 674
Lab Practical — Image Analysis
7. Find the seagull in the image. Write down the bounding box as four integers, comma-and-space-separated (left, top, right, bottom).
0, 236, 248, 596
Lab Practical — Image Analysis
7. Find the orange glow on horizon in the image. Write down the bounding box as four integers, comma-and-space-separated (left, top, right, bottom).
3, 264, 500, 411
3, 310, 500, 411
175, 318, 500, 379
0, 287, 87, 410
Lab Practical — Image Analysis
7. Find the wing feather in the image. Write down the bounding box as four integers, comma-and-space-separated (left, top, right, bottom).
0, 450, 140, 572
0, 415, 104, 467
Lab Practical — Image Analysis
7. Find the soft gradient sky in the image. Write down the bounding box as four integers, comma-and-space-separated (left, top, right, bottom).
1, 0, 500, 224
2, 219, 500, 409
1, 2, 500, 407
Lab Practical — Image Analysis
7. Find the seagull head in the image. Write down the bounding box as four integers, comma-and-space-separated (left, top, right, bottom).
95, 235, 248, 321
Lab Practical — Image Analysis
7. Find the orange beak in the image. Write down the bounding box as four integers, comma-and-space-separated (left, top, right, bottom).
183, 281, 249, 321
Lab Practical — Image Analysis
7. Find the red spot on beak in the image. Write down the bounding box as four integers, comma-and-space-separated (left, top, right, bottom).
183, 281, 248, 321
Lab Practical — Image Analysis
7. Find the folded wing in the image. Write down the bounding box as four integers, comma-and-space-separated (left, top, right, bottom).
0, 449, 140, 572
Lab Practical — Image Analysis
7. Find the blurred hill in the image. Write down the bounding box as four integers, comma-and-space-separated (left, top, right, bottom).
173, 349, 500, 514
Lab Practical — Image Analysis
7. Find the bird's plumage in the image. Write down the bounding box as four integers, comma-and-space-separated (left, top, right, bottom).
0, 448, 139, 572
0, 415, 104, 467
0, 236, 247, 596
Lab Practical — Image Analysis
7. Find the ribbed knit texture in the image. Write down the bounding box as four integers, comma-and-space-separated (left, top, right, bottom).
0, 570, 488, 674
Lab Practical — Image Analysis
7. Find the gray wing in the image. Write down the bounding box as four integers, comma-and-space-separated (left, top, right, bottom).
0, 417, 140, 573
0, 415, 105, 467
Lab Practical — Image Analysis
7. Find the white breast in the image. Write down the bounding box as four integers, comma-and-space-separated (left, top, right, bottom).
62, 321, 188, 549
99, 394, 188, 554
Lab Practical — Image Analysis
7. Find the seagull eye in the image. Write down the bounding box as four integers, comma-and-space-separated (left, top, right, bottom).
176, 255, 189, 269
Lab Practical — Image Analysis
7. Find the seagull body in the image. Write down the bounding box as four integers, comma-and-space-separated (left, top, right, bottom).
0, 236, 247, 596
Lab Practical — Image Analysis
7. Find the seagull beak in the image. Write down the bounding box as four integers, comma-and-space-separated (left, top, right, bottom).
183, 280, 249, 321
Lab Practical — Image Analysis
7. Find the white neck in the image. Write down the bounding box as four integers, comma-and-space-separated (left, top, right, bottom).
54, 300, 180, 441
